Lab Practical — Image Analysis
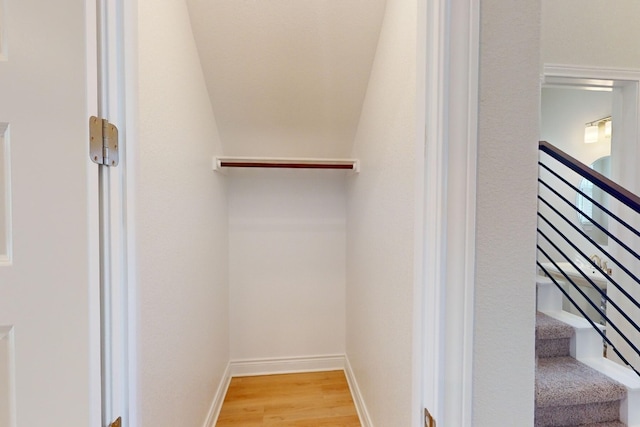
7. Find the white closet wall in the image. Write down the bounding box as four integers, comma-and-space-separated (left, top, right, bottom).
345, 0, 417, 424
229, 169, 346, 362
135, 0, 229, 425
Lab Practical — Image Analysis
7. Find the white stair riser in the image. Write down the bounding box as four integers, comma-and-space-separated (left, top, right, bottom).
572, 327, 605, 360
537, 277, 562, 312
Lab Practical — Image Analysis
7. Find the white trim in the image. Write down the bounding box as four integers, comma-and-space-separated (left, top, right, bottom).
420, 0, 478, 425
122, 0, 139, 425
0, 124, 11, 266
344, 356, 372, 427
98, 0, 133, 425
229, 354, 345, 377
544, 64, 640, 82
421, 0, 447, 420
459, 3, 480, 423
202, 362, 232, 427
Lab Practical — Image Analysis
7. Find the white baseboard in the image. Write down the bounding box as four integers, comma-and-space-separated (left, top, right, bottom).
229, 354, 345, 377
202, 362, 231, 427
344, 355, 373, 427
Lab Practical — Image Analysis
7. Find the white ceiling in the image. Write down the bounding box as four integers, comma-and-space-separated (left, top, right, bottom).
186, 0, 387, 158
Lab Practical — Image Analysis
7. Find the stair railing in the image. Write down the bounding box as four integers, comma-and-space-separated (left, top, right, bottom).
537, 141, 640, 376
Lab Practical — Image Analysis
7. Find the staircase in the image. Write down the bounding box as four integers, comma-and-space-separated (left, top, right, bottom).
536, 276, 640, 427
536, 311, 626, 426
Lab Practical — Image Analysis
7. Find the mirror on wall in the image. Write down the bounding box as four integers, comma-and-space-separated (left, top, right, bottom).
576, 155, 611, 245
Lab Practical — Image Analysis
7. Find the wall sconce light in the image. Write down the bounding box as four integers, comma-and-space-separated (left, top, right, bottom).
604, 119, 612, 138
584, 116, 612, 144
584, 123, 599, 143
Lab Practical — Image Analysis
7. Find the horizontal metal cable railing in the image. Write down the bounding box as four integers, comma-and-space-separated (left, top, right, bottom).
537, 141, 640, 376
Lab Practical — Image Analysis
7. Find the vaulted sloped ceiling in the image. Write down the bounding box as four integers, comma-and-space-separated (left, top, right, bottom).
186, 0, 387, 158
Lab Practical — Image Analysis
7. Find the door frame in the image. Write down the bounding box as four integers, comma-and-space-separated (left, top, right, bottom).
542, 65, 640, 191
542, 64, 640, 370
103, 0, 484, 424
415, 0, 479, 425
542, 64, 640, 216
95, 0, 134, 425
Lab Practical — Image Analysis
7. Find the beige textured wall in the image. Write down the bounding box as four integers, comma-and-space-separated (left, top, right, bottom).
136, 0, 229, 425
542, 0, 640, 69
473, 0, 541, 425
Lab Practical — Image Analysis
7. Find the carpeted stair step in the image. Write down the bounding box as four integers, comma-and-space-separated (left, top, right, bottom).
536, 357, 627, 427
536, 312, 574, 358
578, 422, 626, 427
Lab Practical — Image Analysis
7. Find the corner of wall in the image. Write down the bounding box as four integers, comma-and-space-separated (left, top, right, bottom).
136, 0, 230, 425
344, 0, 417, 425
201, 362, 232, 427
343, 355, 373, 427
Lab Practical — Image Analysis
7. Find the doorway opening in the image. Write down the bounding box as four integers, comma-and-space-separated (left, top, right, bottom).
540, 66, 640, 368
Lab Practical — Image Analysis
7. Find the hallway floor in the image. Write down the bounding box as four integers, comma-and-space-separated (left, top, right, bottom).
215, 370, 361, 426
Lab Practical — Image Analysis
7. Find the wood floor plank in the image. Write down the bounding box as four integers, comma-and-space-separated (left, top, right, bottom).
216, 370, 361, 427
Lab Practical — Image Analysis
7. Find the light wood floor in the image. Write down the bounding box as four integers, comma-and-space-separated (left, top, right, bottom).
215, 370, 361, 427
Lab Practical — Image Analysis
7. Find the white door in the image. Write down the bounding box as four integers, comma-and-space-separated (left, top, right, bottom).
0, 1, 99, 425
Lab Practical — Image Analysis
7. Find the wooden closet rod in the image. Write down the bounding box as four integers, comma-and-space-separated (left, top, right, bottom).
213, 156, 360, 172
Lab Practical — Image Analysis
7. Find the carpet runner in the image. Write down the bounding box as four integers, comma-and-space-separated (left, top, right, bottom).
535, 312, 626, 426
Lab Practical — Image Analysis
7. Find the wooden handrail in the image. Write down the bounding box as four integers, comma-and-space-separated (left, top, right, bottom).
539, 141, 640, 214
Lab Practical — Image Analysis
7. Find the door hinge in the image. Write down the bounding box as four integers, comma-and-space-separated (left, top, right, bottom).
109, 416, 122, 427
425, 408, 436, 427
90, 116, 119, 167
